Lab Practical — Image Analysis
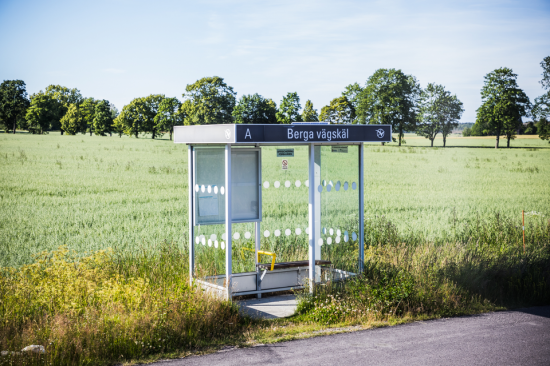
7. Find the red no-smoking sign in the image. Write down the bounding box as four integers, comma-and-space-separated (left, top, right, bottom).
281, 159, 288, 170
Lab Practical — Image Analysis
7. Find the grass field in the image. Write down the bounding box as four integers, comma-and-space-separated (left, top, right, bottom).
1, 131, 549, 365
1, 132, 549, 268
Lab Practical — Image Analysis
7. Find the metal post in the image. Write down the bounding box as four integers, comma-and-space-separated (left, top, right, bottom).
522, 210, 525, 253
314, 146, 321, 282
255, 221, 261, 298
358, 143, 364, 273
225, 144, 232, 299
308, 143, 316, 293
188, 145, 194, 284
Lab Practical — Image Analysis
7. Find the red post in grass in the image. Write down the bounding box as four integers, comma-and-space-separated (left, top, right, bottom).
522, 210, 525, 253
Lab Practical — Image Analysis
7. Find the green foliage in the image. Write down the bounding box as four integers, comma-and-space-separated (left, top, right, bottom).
536, 119, 550, 142
462, 126, 472, 137
60, 104, 83, 135
181, 76, 236, 125
276, 92, 302, 124
476, 68, 531, 148
44, 85, 83, 132
114, 95, 165, 138
357, 68, 420, 146
319, 96, 355, 124
80, 97, 97, 135
417, 83, 463, 147
301, 100, 319, 122
539, 56, 550, 90
341, 82, 363, 111
154, 97, 182, 140
25, 92, 55, 134
93, 100, 114, 136
232, 93, 277, 124
522, 121, 537, 135
0, 80, 29, 134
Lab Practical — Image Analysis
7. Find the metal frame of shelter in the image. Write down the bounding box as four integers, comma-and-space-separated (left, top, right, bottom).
174, 123, 392, 299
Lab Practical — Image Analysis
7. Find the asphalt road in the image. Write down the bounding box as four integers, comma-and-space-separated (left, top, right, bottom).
158, 306, 550, 366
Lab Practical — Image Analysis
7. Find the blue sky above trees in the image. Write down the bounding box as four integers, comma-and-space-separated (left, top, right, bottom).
0, 0, 548, 122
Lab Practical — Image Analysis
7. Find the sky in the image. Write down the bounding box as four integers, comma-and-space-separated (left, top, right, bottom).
1, 0, 549, 122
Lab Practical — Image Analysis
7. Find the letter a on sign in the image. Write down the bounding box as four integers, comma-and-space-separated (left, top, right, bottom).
282, 159, 288, 170
245, 128, 252, 139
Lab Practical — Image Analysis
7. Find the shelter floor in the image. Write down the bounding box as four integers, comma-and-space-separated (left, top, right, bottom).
237, 294, 297, 319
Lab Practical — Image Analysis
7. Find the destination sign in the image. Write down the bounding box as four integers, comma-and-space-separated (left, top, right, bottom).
173, 124, 392, 144
235, 124, 391, 143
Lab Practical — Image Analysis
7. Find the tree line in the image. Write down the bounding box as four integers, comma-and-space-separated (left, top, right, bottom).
1, 57, 549, 148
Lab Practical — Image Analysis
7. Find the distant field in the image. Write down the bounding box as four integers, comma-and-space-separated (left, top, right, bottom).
1, 131, 549, 268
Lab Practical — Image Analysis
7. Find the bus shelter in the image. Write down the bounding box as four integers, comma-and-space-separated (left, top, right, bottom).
174, 123, 391, 299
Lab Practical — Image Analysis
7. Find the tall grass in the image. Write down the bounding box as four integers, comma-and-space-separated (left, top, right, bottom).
0, 242, 250, 366
297, 214, 550, 324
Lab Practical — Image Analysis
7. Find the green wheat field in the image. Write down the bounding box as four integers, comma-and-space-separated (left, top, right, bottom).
1, 132, 549, 270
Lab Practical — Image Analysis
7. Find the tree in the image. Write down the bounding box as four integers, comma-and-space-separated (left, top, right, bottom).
80, 98, 97, 136
276, 92, 302, 124
25, 92, 55, 134
357, 68, 420, 146
440, 95, 463, 147
44, 85, 83, 134
181, 76, 236, 125
140, 94, 165, 138
301, 100, 319, 122
539, 56, 550, 90
416, 83, 444, 146
342, 82, 363, 112
232, 93, 277, 124
532, 56, 550, 143
60, 104, 83, 135
319, 96, 355, 124
114, 99, 141, 138
93, 100, 114, 136
154, 97, 182, 140
0, 80, 29, 134
476, 68, 530, 148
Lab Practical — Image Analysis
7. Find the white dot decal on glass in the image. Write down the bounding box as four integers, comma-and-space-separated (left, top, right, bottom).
305, 180, 309, 187
352, 182, 357, 190
305, 227, 310, 235
214, 240, 219, 248
208, 239, 212, 247
335, 236, 341, 244
275, 229, 281, 237
322, 227, 327, 234
195, 184, 199, 192
222, 233, 226, 241
201, 237, 206, 246
329, 180, 334, 187
344, 233, 349, 242
263, 181, 270, 189
233, 232, 240, 240
244, 232, 251, 239
207, 185, 212, 193
326, 185, 332, 192
285, 180, 291, 188
344, 182, 349, 191
344, 230, 348, 237
295, 180, 301, 188
274, 181, 280, 188
285, 229, 291, 236
210, 234, 217, 241
221, 241, 225, 250
322, 180, 327, 186
327, 237, 332, 245
201, 185, 205, 193
329, 228, 334, 236
318, 238, 324, 246
220, 186, 225, 195
337, 229, 341, 237
195, 237, 199, 244
264, 230, 270, 237
214, 186, 218, 194
295, 228, 302, 235
352, 232, 357, 241
317, 185, 323, 193
336, 181, 341, 191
